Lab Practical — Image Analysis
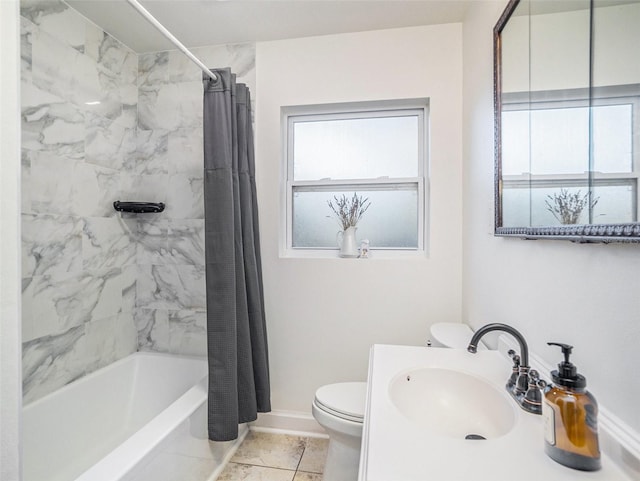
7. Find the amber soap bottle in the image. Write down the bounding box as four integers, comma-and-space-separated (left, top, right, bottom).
543, 342, 601, 471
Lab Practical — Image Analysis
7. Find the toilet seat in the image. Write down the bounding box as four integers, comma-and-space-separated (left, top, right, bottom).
314, 382, 366, 423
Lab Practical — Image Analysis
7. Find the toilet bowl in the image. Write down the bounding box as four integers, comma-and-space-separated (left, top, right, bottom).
312, 382, 366, 481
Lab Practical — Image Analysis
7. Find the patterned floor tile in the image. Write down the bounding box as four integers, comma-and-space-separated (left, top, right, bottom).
217, 462, 295, 481
293, 471, 323, 481
297, 437, 329, 474
230, 431, 306, 470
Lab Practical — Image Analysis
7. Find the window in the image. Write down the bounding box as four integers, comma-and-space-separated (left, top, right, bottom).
282, 99, 428, 256
501, 85, 639, 227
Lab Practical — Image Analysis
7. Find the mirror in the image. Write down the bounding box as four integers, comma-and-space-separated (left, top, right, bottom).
494, 0, 640, 242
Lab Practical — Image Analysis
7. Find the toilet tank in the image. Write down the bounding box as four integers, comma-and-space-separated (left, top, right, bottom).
428, 322, 486, 349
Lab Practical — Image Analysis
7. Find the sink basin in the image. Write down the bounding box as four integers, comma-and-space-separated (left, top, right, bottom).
388, 367, 516, 439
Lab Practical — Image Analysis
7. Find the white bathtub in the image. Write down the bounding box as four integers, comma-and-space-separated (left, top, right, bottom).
23, 352, 247, 481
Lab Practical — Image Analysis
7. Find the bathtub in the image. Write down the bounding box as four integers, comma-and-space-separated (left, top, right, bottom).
23, 352, 247, 481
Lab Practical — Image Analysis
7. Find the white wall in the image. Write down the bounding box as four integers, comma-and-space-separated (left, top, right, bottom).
463, 0, 640, 437
256, 24, 463, 413
1, 0, 22, 478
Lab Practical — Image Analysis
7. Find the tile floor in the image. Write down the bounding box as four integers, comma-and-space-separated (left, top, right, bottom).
218, 431, 329, 481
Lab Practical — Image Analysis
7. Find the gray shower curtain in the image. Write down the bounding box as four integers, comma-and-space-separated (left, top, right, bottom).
203, 68, 270, 441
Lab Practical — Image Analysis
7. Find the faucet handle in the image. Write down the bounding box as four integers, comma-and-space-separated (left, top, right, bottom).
506, 353, 521, 392
523, 369, 543, 415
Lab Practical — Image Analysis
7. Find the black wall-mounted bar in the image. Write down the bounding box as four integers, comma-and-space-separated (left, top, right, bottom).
113, 201, 165, 213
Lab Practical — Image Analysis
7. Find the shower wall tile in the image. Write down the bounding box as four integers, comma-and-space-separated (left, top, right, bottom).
74, 163, 122, 217
168, 128, 204, 176
29, 153, 81, 216
85, 111, 136, 170
82, 217, 136, 271
120, 173, 170, 206
21, 1, 140, 403
135, 308, 170, 353
167, 220, 205, 265
135, 308, 207, 357
21, 150, 33, 213
22, 324, 87, 404
82, 312, 137, 373
132, 41, 256, 355
21, 17, 34, 83
136, 264, 206, 311
21, 83, 85, 160
136, 218, 169, 265
22, 267, 124, 341
20, 0, 86, 53
22, 214, 82, 278
136, 129, 169, 174
22, 4, 258, 394
138, 81, 203, 131
22, 312, 136, 404
168, 310, 207, 356
121, 264, 138, 313
169, 43, 255, 84
166, 175, 204, 219
139, 52, 169, 90
31, 28, 101, 108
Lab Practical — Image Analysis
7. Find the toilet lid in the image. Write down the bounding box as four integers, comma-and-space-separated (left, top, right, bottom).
314, 382, 367, 422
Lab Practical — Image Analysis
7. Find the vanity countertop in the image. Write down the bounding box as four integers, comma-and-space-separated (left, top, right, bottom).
358, 344, 632, 481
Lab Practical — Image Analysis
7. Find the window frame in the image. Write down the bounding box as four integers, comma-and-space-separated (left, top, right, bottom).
280, 99, 429, 258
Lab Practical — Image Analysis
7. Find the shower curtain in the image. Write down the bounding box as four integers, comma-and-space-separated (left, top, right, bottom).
203, 68, 271, 441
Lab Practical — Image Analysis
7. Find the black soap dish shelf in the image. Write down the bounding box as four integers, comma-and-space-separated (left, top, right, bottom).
113, 201, 165, 213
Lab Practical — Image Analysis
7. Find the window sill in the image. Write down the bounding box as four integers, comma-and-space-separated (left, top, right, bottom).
279, 248, 427, 260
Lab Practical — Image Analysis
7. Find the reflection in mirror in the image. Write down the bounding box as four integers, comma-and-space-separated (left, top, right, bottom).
495, 0, 640, 242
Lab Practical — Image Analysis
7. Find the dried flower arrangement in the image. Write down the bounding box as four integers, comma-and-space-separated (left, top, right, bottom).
327, 193, 371, 230
545, 188, 599, 225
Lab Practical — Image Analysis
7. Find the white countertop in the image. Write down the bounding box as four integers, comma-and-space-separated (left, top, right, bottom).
359, 344, 631, 481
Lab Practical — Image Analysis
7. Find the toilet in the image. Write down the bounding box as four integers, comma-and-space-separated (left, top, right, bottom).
428, 321, 487, 349
312, 382, 366, 481
312, 323, 485, 481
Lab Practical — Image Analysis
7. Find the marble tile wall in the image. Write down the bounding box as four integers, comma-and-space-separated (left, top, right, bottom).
20, 0, 138, 403
133, 43, 256, 357
20, 0, 256, 402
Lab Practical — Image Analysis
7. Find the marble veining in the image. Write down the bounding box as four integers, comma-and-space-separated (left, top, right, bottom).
22, 214, 82, 278
20, 0, 86, 53
21, 0, 257, 401
135, 308, 170, 352
167, 219, 205, 265
168, 128, 204, 176
82, 217, 136, 271
168, 310, 207, 356
136, 264, 206, 311
22, 324, 86, 403
136, 129, 169, 174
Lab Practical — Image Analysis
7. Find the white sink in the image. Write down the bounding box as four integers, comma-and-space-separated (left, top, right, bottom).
359, 344, 630, 481
388, 367, 515, 439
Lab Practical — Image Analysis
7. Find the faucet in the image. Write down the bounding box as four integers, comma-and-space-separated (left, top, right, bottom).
467, 323, 542, 415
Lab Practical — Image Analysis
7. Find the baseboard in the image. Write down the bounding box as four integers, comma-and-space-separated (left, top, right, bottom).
498, 335, 640, 480
250, 410, 328, 438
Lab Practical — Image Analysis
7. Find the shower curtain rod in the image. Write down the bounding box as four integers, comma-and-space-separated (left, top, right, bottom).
125, 0, 218, 82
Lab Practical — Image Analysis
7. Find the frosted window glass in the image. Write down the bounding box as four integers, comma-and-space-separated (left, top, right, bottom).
292, 189, 418, 248
293, 116, 419, 180
503, 104, 633, 176
592, 104, 633, 173
502, 184, 635, 227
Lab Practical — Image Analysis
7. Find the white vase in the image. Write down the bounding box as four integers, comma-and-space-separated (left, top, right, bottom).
337, 226, 359, 258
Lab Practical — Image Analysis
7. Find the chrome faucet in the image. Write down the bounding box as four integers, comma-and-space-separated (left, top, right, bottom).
467, 323, 543, 415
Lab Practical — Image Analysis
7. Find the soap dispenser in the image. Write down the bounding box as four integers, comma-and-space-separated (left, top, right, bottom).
543, 342, 601, 471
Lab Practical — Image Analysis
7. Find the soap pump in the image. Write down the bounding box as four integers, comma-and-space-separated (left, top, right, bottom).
543, 342, 601, 471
